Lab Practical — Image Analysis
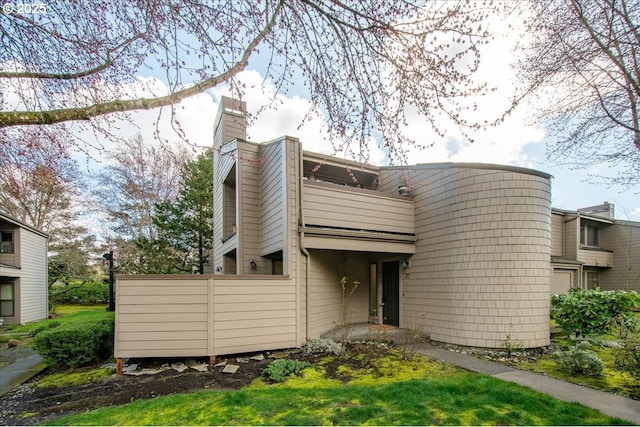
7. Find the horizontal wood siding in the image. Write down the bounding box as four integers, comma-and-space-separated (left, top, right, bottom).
214, 97, 246, 147
307, 250, 369, 339
115, 277, 210, 358
212, 278, 296, 354
115, 276, 297, 359
578, 248, 613, 267
17, 228, 48, 324
218, 112, 246, 146
303, 181, 414, 235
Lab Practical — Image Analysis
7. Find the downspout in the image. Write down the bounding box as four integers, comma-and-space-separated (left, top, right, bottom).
297, 141, 311, 341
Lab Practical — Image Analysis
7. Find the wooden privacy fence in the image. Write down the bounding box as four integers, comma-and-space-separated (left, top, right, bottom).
114, 275, 298, 371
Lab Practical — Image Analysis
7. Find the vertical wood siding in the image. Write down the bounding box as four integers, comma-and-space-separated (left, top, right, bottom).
600, 221, 640, 291
551, 212, 564, 257
564, 218, 578, 260
238, 143, 262, 273
213, 141, 238, 273
114, 276, 297, 359
260, 141, 285, 257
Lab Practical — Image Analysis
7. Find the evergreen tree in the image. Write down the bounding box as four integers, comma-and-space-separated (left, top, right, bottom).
154, 149, 214, 274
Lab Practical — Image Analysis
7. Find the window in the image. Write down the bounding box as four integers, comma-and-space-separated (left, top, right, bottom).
0, 283, 14, 317
584, 271, 600, 289
580, 223, 600, 247
0, 232, 14, 254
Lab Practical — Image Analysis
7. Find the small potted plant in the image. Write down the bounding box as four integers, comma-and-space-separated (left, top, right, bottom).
398, 176, 411, 196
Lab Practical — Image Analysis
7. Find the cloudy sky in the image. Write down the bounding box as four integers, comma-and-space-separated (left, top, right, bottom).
77, 16, 638, 222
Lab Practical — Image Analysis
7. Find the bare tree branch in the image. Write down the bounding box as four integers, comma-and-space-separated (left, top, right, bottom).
0, 33, 146, 80
0, 0, 285, 127
514, 0, 640, 186
0, 0, 502, 163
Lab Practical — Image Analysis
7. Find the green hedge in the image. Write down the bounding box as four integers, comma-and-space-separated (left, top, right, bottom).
551, 288, 639, 339
33, 312, 115, 370
49, 281, 109, 306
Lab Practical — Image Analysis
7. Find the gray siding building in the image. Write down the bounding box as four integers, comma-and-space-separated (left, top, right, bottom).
0, 213, 48, 325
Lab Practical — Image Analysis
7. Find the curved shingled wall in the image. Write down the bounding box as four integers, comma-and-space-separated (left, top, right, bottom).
387, 163, 552, 348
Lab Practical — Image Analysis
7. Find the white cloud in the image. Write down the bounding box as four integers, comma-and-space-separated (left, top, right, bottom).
208, 70, 388, 164
399, 5, 546, 168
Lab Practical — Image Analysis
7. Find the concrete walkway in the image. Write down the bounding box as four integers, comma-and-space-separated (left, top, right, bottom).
416, 343, 640, 425
0, 347, 45, 396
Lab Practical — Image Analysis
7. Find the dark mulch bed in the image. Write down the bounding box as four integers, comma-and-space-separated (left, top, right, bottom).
0, 350, 325, 426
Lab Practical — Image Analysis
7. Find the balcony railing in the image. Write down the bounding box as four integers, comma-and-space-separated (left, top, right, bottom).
578, 246, 614, 267
302, 181, 415, 236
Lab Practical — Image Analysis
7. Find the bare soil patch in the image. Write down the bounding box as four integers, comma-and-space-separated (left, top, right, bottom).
0, 351, 324, 426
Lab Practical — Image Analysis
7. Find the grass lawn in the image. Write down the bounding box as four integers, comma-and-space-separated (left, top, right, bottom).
516, 340, 639, 399
48, 349, 630, 426
1, 306, 108, 335
0, 306, 110, 350
512, 313, 640, 399
52, 304, 107, 315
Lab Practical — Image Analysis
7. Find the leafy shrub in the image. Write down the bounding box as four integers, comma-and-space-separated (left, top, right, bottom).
33, 312, 114, 370
302, 338, 342, 355
262, 359, 311, 383
614, 322, 640, 380
551, 288, 640, 339
553, 341, 604, 377
502, 330, 525, 358
49, 281, 109, 306
29, 320, 60, 337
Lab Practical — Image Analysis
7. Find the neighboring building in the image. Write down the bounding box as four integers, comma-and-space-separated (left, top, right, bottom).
0, 212, 48, 325
551, 203, 640, 294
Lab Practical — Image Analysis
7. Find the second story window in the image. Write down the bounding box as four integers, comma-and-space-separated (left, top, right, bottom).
580, 223, 600, 247
0, 232, 13, 254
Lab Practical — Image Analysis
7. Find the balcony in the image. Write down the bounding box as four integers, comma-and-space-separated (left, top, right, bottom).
578, 246, 614, 268
301, 181, 416, 253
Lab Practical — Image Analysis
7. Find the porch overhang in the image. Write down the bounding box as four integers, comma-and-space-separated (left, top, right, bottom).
300, 226, 416, 254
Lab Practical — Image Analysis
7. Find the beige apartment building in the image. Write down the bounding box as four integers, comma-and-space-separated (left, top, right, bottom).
552, 203, 640, 294
113, 97, 638, 364
208, 96, 552, 350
